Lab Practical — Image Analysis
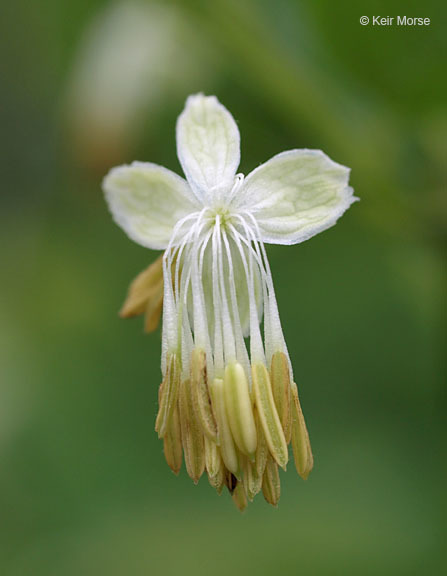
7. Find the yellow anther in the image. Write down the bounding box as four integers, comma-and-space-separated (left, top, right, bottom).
163, 403, 182, 475
254, 408, 268, 478
290, 382, 314, 480
241, 408, 268, 501
232, 481, 248, 512
209, 378, 240, 476
270, 351, 292, 443
224, 363, 257, 457
243, 458, 262, 502
178, 378, 205, 484
190, 348, 218, 441
204, 437, 225, 494
252, 362, 288, 470
155, 353, 180, 439
262, 455, 281, 507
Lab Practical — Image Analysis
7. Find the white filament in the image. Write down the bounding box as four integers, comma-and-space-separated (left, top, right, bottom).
160, 203, 290, 383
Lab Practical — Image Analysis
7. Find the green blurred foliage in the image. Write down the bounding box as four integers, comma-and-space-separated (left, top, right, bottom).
0, 0, 444, 574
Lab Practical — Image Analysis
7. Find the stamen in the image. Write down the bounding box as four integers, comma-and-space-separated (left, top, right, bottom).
231, 481, 248, 512
251, 362, 288, 469
155, 353, 180, 438
243, 418, 266, 502
290, 382, 314, 480
204, 436, 225, 494
209, 377, 240, 476
228, 224, 265, 363
191, 227, 213, 351
261, 455, 281, 506
270, 351, 292, 443
154, 190, 311, 507
216, 219, 236, 364
223, 362, 257, 458
210, 220, 222, 375
221, 230, 250, 373
190, 348, 218, 442
163, 403, 183, 475
240, 211, 293, 373
254, 407, 268, 478
178, 378, 205, 484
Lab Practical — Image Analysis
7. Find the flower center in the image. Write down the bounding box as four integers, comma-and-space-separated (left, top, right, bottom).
205, 206, 233, 231
204, 173, 245, 215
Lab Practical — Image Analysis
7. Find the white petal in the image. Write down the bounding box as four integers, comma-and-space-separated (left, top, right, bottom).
103, 162, 199, 250
176, 94, 240, 198
237, 149, 356, 245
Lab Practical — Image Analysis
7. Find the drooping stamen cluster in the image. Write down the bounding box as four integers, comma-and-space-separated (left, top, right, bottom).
155, 198, 313, 510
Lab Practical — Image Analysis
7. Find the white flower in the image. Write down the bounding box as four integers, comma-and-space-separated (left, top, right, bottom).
103, 94, 356, 509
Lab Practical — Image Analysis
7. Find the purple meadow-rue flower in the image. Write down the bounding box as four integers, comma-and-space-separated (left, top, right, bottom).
103, 94, 356, 510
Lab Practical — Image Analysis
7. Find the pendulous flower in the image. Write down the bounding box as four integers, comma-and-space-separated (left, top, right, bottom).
103, 94, 356, 510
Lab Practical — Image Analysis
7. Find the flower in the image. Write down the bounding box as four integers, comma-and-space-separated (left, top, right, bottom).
103, 94, 356, 510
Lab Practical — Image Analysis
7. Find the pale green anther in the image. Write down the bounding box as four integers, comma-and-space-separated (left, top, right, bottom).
190, 348, 218, 442
252, 362, 288, 470
155, 353, 180, 439
178, 378, 205, 484
204, 437, 225, 494
163, 403, 183, 475
155, 379, 165, 436
291, 382, 314, 480
242, 410, 267, 501
270, 351, 292, 443
224, 363, 257, 458
209, 378, 240, 476
262, 455, 281, 507
243, 458, 262, 502
232, 481, 248, 512
204, 436, 220, 477
254, 408, 268, 478
208, 465, 225, 495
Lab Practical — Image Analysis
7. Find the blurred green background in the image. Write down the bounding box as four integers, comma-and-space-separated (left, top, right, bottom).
1, 0, 445, 574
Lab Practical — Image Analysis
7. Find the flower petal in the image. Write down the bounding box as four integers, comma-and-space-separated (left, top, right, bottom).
176, 94, 240, 198
237, 150, 356, 245
103, 162, 199, 249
